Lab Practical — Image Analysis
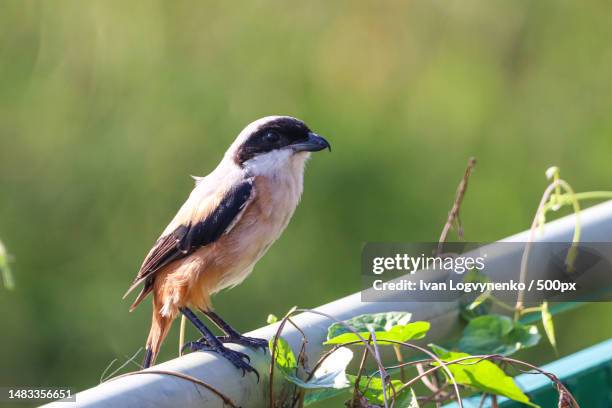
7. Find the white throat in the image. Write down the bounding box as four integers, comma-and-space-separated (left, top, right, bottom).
243, 149, 310, 178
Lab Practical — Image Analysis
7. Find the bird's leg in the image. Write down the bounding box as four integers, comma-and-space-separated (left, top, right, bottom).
179, 307, 259, 380
204, 310, 268, 350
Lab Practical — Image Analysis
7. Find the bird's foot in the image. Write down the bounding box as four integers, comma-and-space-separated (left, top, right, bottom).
181, 340, 259, 381
218, 335, 269, 351
184, 335, 268, 351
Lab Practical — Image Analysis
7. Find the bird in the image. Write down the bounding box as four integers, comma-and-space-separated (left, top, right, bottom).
124, 116, 330, 377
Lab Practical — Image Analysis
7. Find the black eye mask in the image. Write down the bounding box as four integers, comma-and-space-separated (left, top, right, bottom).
234, 118, 311, 165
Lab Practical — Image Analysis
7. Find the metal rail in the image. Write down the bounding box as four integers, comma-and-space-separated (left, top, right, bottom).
44, 201, 612, 408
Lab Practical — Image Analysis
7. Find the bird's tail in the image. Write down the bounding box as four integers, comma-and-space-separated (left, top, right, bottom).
143, 306, 172, 368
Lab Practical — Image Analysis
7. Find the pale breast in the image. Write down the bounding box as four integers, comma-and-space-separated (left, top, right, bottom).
156, 152, 308, 314
203, 173, 303, 294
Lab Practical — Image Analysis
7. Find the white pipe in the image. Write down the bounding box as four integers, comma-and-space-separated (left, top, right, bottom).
44, 200, 612, 408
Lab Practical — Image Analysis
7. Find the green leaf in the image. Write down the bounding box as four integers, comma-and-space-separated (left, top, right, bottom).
0, 240, 15, 290
459, 270, 491, 320
458, 315, 540, 356
467, 292, 490, 311
304, 387, 348, 406
326, 312, 412, 340
285, 347, 353, 389
326, 322, 430, 345
270, 337, 297, 374
267, 314, 279, 324
394, 388, 419, 408
541, 302, 557, 354
347, 374, 405, 405
271, 343, 352, 397
430, 344, 539, 407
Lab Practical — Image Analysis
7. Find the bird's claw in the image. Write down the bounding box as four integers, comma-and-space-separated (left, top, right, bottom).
181, 340, 259, 381
222, 348, 259, 381
219, 335, 269, 351
184, 335, 268, 352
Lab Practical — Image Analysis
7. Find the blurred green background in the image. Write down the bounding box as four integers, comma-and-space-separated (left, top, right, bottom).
1, 0, 611, 404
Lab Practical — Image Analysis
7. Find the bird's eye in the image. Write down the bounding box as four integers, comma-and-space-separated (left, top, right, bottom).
263, 131, 280, 144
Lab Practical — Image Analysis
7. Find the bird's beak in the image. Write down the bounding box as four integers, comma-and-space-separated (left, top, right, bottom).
291, 132, 331, 153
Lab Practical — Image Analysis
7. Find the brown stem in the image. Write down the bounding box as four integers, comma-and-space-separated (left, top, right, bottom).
393, 345, 406, 382
477, 393, 489, 408
437, 157, 477, 254
314, 336, 464, 408
269, 308, 299, 408
288, 317, 309, 372
350, 335, 371, 408
416, 363, 439, 393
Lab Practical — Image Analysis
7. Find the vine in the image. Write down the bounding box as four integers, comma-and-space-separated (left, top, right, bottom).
264, 164, 612, 408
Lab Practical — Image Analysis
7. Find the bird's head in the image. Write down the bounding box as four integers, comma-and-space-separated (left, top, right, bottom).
226, 116, 330, 176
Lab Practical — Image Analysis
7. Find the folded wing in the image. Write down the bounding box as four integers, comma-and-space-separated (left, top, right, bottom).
124, 177, 255, 310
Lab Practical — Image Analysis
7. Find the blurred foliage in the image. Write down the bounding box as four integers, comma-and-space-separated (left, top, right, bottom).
0, 239, 15, 290
1, 0, 611, 404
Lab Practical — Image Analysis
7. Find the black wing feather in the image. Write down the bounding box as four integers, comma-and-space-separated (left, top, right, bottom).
124, 178, 254, 305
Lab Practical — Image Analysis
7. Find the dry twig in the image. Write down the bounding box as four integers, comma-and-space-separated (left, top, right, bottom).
438, 157, 477, 254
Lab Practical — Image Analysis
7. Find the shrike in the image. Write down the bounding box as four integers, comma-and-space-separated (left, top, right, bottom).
124, 116, 330, 377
